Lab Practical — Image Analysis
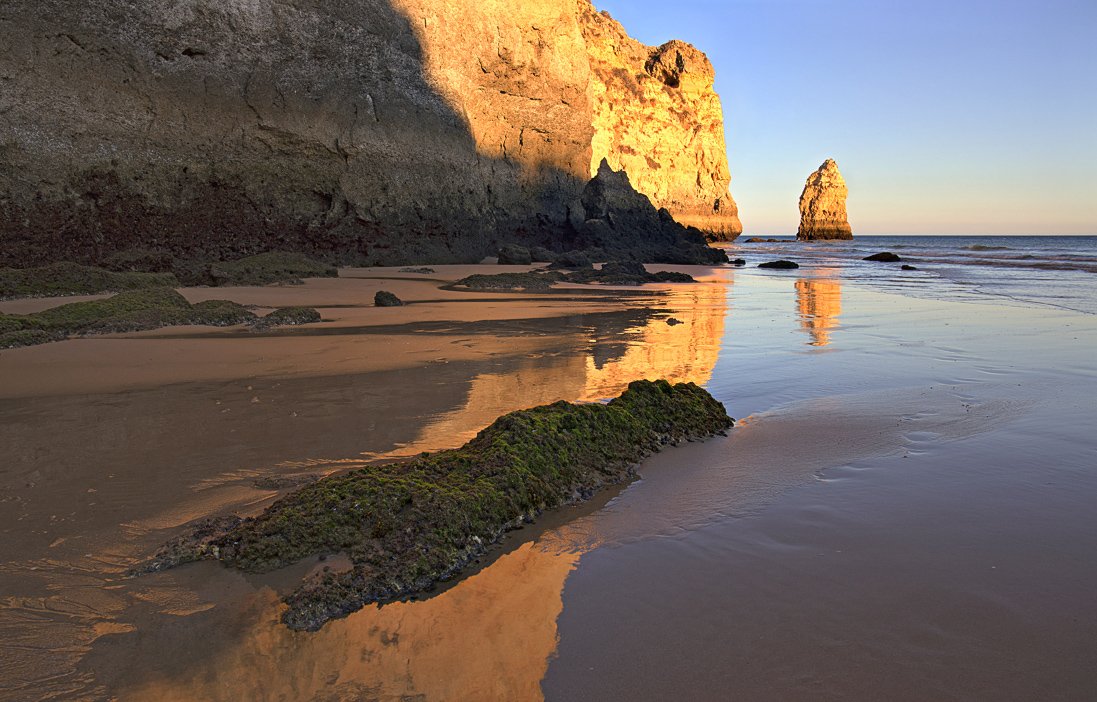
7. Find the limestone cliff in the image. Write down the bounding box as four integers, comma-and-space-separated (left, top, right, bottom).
0, 0, 741, 267
578, 6, 742, 240
797, 159, 853, 241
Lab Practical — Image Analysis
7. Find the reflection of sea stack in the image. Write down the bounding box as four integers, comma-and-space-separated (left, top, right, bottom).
797, 159, 853, 241
795, 274, 843, 347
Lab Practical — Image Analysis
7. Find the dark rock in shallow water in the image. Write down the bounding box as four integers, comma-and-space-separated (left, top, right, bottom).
575, 161, 729, 266
374, 291, 404, 307
901, 264, 918, 271
138, 380, 733, 631
666, 318, 684, 326
864, 252, 902, 262
729, 258, 746, 266
745, 237, 779, 243
564, 261, 695, 286
497, 244, 533, 266
400, 267, 435, 274
758, 260, 800, 270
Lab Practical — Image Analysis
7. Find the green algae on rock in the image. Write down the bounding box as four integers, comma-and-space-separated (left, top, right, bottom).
143, 380, 733, 631
0, 288, 258, 347
203, 252, 339, 287
0, 262, 179, 300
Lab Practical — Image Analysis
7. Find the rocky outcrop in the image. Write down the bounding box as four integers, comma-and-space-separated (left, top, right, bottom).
797, 159, 853, 241
575, 160, 728, 264
578, 7, 742, 240
0, 0, 740, 267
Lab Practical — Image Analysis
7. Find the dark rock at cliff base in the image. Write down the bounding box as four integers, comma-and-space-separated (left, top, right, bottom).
864, 252, 902, 262
374, 291, 404, 307
759, 260, 800, 270
497, 244, 533, 266
529, 247, 559, 264
901, 264, 918, 271
575, 161, 729, 266
547, 251, 595, 271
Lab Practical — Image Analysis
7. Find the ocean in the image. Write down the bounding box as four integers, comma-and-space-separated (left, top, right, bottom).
725, 235, 1097, 315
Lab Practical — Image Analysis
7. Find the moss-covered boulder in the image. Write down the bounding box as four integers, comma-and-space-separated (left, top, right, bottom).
0, 288, 259, 347
254, 306, 322, 328
200, 252, 338, 287
453, 272, 564, 291
0, 262, 178, 299
142, 380, 733, 631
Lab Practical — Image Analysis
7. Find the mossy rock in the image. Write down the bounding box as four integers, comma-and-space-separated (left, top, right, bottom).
0, 288, 258, 347
189, 300, 259, 327
453, 272, 564, 291
0, 329, 60, 349
564, 261, 695, 286
0, 262, 179, 300
205, 252, 338, 287
142, 380, 733, 631
256, 306, 322, 327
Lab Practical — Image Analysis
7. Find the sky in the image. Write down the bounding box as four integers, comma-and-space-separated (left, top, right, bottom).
593, 0, 1097, 235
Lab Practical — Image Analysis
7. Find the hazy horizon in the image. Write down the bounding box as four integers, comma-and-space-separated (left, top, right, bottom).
593, 0, 1097, 236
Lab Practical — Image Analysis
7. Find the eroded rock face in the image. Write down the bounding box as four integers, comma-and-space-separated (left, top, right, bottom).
0, 0, 741, 266
580, 7, 743, 240
797, 159, 853, 241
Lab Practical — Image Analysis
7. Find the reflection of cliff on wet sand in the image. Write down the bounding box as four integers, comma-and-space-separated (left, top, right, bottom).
109, 539, 580, 701
392, 281, 729, 456
795, 272, 842, 347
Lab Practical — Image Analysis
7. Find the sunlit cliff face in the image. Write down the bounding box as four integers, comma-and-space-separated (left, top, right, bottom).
389, 0, 741, 235
795, 272, 843, 347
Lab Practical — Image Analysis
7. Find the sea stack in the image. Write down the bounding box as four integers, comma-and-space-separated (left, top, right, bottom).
797, 159, 853, 241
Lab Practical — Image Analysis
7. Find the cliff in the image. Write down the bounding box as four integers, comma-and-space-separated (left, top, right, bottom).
579, 7, 742, 240
0, 0, 740, 267
797, 159, 853, 241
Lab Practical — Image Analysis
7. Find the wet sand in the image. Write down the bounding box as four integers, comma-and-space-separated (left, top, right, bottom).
2, 263, 1096, 700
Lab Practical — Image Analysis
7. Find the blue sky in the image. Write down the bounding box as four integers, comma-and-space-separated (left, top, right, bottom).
593, 0, 1097, 234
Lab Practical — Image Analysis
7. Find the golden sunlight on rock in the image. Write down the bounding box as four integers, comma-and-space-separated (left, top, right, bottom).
795, 273, 843, 347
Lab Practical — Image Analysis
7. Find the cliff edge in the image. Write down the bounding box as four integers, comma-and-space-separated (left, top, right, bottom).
0, 0, 740, 266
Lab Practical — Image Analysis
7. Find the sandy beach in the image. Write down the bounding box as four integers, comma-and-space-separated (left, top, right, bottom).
1, 256, 1096, 700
